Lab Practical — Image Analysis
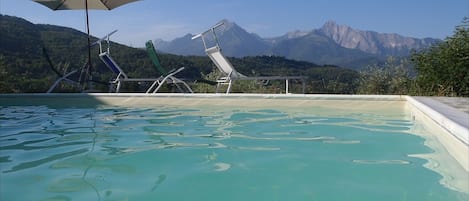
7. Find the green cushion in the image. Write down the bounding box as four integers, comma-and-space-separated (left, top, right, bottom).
145, 40, 168, 75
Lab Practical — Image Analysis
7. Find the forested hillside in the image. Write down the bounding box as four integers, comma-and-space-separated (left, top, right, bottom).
0, 15, 360, 94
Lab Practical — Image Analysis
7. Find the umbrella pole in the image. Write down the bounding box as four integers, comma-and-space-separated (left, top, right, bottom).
83, 0, 92, 91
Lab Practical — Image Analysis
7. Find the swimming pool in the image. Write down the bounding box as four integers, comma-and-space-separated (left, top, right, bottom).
0, 94, 467, 201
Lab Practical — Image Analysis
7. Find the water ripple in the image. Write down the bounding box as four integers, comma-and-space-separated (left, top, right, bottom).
1, 104, 466, 201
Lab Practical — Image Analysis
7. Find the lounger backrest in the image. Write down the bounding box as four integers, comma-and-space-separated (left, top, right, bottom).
99, 52, 128, 79
206, 46, 241, 78
145, 40, 168, 76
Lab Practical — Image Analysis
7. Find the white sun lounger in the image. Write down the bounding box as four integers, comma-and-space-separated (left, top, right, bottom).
192, 21, 306, 94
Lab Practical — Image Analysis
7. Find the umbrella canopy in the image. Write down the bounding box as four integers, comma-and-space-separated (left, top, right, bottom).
33, 0, 140, 10
32, 0, 140, 90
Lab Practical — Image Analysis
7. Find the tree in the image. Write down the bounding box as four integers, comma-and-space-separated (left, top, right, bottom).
358, 57, 412, 95
411, 17, 469, 96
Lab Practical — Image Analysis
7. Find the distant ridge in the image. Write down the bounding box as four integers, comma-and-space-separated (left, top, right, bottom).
318, 21, 440, 56
155, 20, 440, 69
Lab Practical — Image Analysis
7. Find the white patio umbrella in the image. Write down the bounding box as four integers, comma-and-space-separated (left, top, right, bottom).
32, 0, 140, 89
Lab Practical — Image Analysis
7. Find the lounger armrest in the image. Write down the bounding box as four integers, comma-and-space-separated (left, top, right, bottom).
191, 34, 202, 40
92, 30, 118, 47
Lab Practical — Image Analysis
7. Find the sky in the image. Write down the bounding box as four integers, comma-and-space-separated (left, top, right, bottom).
1, 0, 468, 47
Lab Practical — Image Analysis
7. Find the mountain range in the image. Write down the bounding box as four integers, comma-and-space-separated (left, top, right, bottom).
155, 20, 440, 69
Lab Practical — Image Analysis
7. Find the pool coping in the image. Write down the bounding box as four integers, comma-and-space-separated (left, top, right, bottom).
0, 93, 406, 100
406, 96, 468, 146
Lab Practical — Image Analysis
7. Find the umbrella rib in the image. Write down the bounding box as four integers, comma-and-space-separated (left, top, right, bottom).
52, 0, 67, 10
102, 2, 112, 10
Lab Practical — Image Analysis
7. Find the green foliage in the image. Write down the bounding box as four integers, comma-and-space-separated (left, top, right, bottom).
358, 57, 412, 95
358, 18, 469, 97
305, 66, 360, 94
411, 17, 469, 96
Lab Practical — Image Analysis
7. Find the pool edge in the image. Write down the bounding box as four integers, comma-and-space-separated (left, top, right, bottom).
406, 96, 468, 146
0, 93, 407, 100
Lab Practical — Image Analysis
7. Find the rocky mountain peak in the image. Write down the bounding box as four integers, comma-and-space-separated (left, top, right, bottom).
319, 21, 364, 49
318, 21, 439, 55
321, 21, 354, 34
285, 30, 312, 39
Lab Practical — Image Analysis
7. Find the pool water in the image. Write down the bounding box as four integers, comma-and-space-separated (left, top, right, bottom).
0, 102, 468, 201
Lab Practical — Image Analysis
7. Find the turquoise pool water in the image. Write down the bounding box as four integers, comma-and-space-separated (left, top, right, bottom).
0, 101, 468, 201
